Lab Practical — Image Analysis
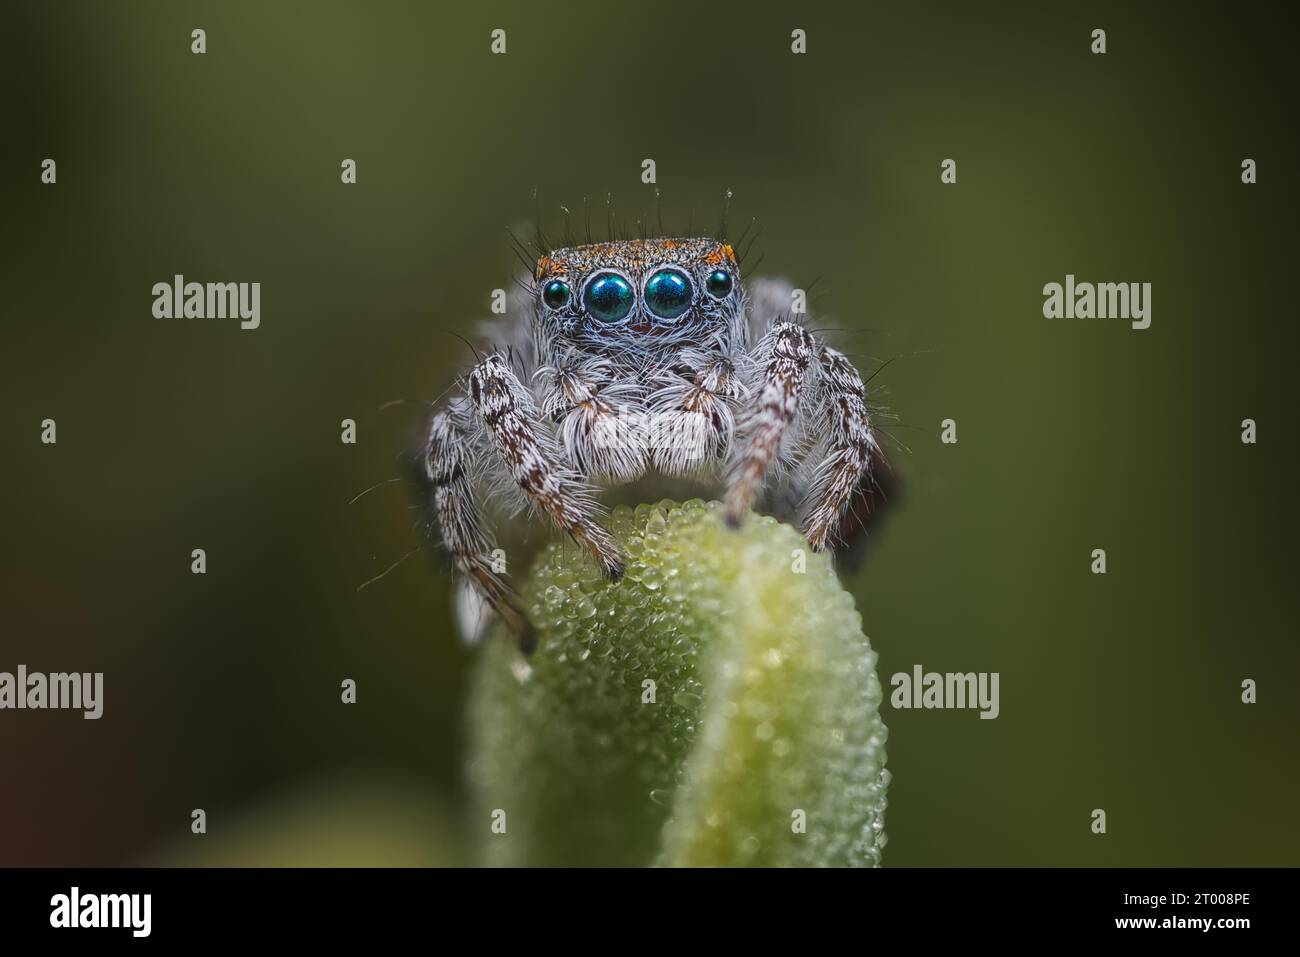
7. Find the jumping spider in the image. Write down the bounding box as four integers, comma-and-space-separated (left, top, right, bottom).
421, 236, 891, 651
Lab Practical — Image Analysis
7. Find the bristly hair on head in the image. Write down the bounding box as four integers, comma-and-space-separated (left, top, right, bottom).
509, 189, 760, 258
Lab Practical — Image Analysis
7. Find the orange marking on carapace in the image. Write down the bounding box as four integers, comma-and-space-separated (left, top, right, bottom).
704, 243, 736, 266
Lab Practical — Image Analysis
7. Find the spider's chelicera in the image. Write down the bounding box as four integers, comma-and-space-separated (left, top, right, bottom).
422, 236, 884, 651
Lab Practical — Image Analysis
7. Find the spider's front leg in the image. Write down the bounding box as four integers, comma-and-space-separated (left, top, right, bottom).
723, 323, 877, 552
468, 353, 626, 581
798, 346, 879, 551
424, 408, 536, 650
722, 321, 816, 526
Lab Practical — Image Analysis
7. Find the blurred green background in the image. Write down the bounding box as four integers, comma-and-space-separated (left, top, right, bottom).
1, 0, 1296, 866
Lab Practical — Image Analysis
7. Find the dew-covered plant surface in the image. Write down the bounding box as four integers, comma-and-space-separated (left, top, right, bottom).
469, 499, 890, 867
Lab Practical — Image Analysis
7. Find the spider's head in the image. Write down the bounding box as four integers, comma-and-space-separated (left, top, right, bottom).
533, 238, 741, 347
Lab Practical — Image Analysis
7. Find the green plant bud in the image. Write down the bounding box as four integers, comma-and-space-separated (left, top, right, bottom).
469, 499, 890, 866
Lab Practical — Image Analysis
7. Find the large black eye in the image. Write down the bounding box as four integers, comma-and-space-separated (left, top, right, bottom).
542, 279, 570, 310
705, 269, 733, 299
583, 272, 634, 324
644, 268, 693, 321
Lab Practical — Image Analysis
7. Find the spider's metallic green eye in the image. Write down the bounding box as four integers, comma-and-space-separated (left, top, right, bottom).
705, 269, 734, 299
542, 279, 570, 310
583, 272, 634, 324
644, 269, 693, 321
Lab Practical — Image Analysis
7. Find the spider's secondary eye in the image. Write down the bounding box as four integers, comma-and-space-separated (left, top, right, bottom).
644, 269, 693, 321
705, 269, 734, 299
583, 272, 634, 324
542, 280, 570, 310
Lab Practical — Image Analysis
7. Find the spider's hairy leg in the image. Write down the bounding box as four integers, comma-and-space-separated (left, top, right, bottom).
469, 353, 626, 581
799, 346, 878, 551
649, 350, 739, 476
542, 357, 647, 483
424, 408, 537, 651
723, 321, 816, 527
